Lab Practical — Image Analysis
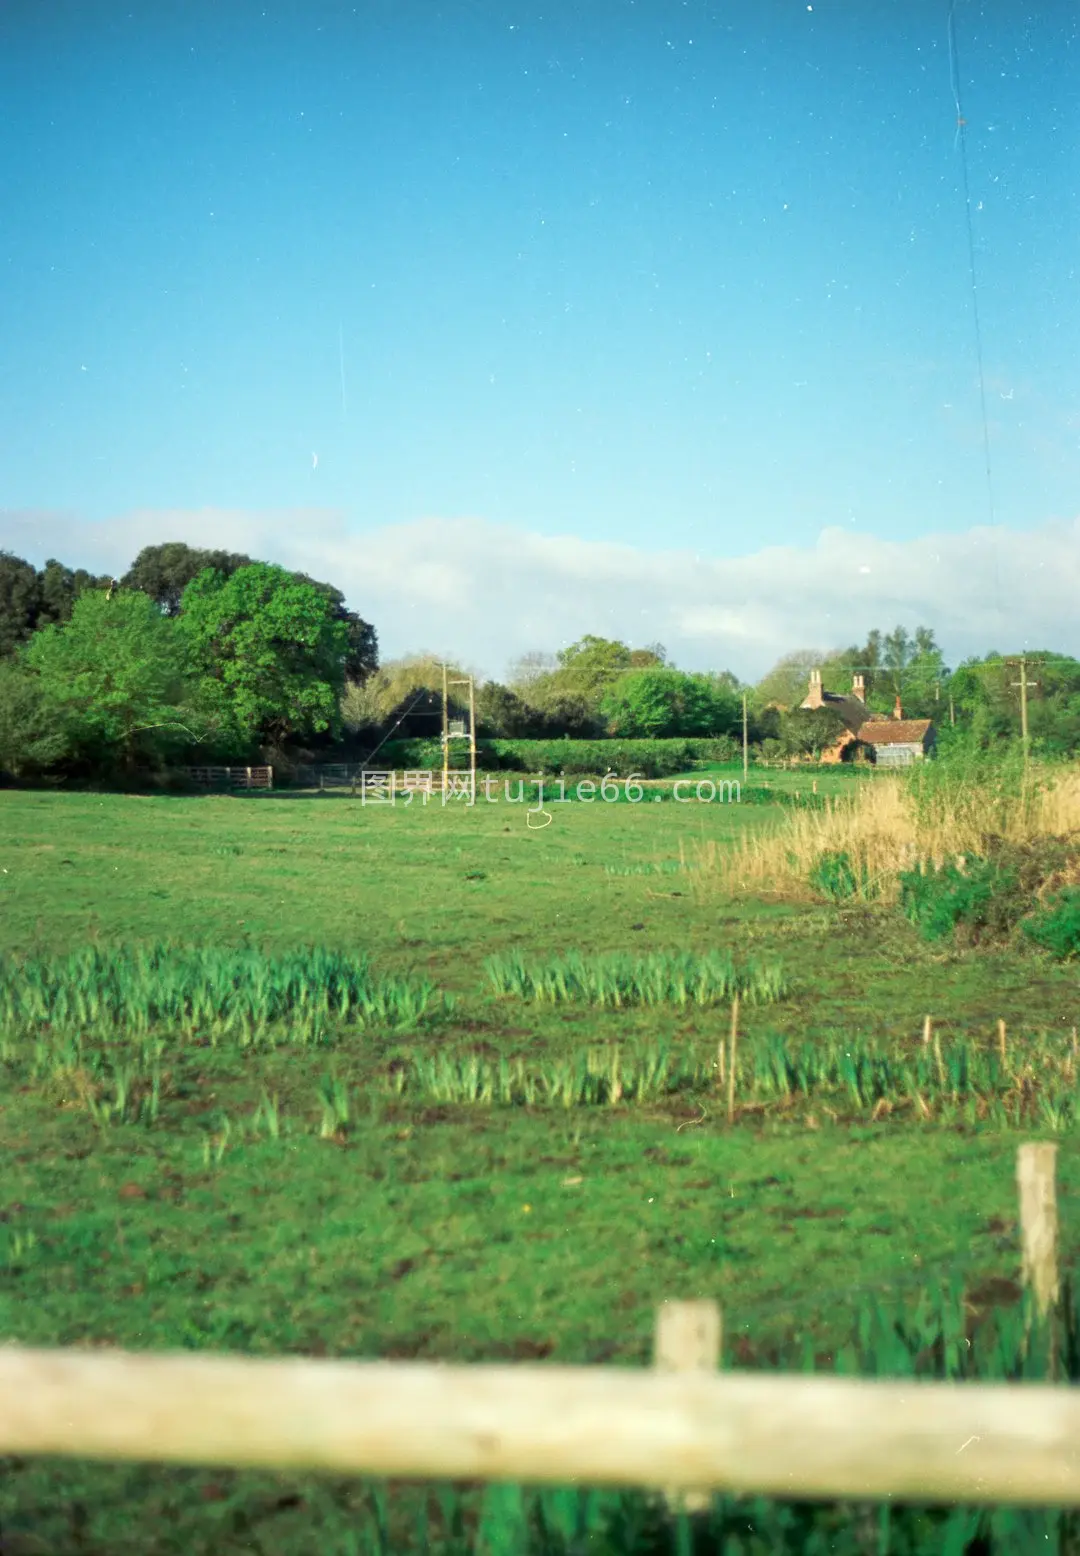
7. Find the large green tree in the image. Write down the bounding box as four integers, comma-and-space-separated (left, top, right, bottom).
22, 588, 201, 774
122, 541, 254, 616
0, 551, 111, 657
0, 552, 42, 658
36, 558, 114, 629
777, 706, 850, 758
291, 572, 378, 683
125, 542, 378, 682
0, 660, 70, 779
506, 636, 652, 737
555, 635, 633, 696
177, 563, 350, 749
474, 681, 535, 737
872, 625, 947, 715
601, 668, 739, 738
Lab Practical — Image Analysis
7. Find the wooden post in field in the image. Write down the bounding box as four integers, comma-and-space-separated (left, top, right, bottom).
998, 1019, 1008, 1068
727, 995, 739, 1124
741, 692, 748, 782
922, 1015, 932, 1047
654, 1300, 721, 1514
1017, 1143, 1059, 1321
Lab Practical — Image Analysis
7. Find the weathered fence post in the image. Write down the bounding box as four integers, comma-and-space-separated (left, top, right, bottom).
727, 995, 739, 1124
653, 1300, 721, 1514
1017, 1142, 1059, 1320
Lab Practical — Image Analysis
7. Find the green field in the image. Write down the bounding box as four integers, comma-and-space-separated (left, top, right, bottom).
2, 784, 1078, 1553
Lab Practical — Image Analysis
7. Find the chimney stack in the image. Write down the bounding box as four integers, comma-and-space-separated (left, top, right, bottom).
852, 673, 866, 702
804, 668, 823, 709
893, 694, 903, 720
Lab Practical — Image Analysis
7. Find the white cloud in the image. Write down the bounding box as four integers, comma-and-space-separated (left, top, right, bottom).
2, 507, 1077, 680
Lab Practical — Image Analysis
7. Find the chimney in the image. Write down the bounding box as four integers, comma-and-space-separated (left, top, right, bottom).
893, 694, 903, 720
804, 668, 823, 709
852, 673, 866, 702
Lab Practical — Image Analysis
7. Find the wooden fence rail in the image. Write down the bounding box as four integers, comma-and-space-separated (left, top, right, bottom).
2, 1347, 1080, 1505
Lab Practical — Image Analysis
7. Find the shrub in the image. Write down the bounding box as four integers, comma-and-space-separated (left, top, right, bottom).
808, 850, 863, 902
898, 857, 1017, 944
1022, 888, 1080, 960
702, 734, 740, 763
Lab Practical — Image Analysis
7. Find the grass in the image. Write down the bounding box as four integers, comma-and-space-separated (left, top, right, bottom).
482, 949, 787, 1007
0, 942, 447, 1049
2, 782, 1080, 1550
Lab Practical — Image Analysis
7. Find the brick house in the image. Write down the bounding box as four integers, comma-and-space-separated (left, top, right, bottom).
800, 671, 935, 767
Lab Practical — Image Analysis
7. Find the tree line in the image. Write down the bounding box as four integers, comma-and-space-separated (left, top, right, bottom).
1, 539, 1077, 783
347, 628, 1080, 763
344, 638, 746, 750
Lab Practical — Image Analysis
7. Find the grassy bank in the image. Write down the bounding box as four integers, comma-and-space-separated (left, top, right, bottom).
697, 750, 1080, 903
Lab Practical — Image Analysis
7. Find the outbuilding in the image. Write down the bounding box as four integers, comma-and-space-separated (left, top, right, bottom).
857, 717, 936, 767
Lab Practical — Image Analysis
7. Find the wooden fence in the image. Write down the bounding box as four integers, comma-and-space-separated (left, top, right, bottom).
0, 1143, 1066, 1505
185, 766, 273, 790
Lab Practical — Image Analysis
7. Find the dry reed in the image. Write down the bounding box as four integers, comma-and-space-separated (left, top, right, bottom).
697, 763, 1080, 901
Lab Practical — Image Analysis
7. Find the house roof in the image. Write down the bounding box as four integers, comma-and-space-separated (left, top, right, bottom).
857, 719, 934, 746
808, 690, 872, 734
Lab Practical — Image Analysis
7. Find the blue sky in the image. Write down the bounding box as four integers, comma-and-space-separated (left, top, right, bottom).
1, 0, 1078, 678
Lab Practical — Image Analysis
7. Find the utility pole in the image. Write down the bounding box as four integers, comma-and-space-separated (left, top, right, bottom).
1010, 655, 1039, 766
441, 665, 477, 803
441, 662, 450, 796
742, 692, 749, 782
468, 674, 477, 802
1018, 655, 1030, 754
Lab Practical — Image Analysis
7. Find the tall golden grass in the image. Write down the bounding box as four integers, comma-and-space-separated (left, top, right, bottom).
697, 762, 1080, 902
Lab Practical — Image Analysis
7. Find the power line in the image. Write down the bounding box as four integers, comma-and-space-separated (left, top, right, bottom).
948, 0, 1003, 624
358, 687, 442, 770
